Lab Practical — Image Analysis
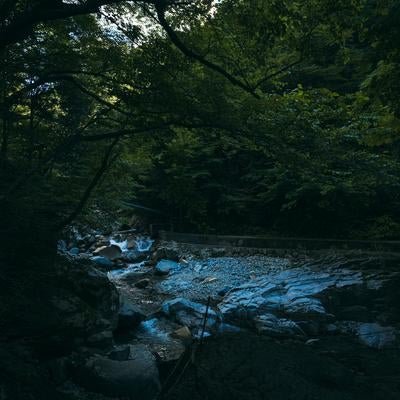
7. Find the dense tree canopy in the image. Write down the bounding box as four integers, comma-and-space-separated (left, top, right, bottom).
1, 0, 400, 247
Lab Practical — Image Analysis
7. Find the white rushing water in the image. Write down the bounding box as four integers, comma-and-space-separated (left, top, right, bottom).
135, 237, 154, 252
110, 239, 129, 252
109, 236, 154, 253
107, 261, 146, 280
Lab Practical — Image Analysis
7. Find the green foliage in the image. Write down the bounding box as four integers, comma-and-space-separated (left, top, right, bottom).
2, 0, 400, 240
134, 88, 400, 237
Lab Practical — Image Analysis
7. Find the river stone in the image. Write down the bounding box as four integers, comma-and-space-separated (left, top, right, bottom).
155, 259, 180, 275
93, 244, 122, 260
46, 356, 70, 385
108, 345, 131, 361
121, 249, 147, 263
90, 255, 114, 269
76, 344, 160, 399
162, 298, 220, 335
135, 318, 187, 362
127, 238, 138, 249
254, 314, 305, 337
86, 330, 114, 347
218, 267, 363, 327
50, 264, 119, 340
135, 278, 150, 288
172, 326, 192, 340
218, 286, 232, 297
339, 305, 371, 321
2, 255, 120, 357
153, 246, 180, 262
118, 295, 146, 330
69, 247, 80, 255
57, 240, 67, 252
357, 323, 397, 349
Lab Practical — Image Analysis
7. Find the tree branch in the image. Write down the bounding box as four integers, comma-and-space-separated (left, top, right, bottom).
253, 59, 303, 90
154, 3, 260, 99
56, 136, 120, 230
0, 0, 132, 49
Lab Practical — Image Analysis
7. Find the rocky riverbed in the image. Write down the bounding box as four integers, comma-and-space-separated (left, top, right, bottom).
2, 228, 400, 400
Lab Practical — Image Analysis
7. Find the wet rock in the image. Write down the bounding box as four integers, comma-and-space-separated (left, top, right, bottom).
340, 305, 371, 321
296, 320, 321, 336
162, 298, 220, 336
93, 244, 122, 260
156, 255, 291, 302
201, 276, 218, 284
337, 321, 398, 349
118, 295, 146, 330
254, 314, 305, 337
172, 326, 192, 340
69, 247, 80, 255
46, 356, 70, 384
135, 278, 150, 289
324, 323, 339, 335
57, 240, 67, 252
0, 345, 69, 400
127, 238, 138, 249
218, 268, 363, 328
108, 262, 150, 282
305, 338, 320, 345
153, 246, 180, 262
1, 255, 119, 359
122, 250, 147, 263
86, 331, 114, 347
357, 323, 397, 349
75, 344, 160, 399
217, 323, 241, 335
135, 318, 187, 362
155, 259, 181, 275
118, 223, 132, 232
218, 286, 232, 297
50, 259, 119, 350
108, 345, 131, 361
90, 255, 114, 269
210, 248, 228, 257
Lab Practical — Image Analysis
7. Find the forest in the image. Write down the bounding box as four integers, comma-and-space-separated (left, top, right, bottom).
2, 0, 400, 239
1, 1, 400, 400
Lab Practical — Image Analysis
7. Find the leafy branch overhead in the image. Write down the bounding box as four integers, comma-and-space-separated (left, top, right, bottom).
1, 0, 400, 238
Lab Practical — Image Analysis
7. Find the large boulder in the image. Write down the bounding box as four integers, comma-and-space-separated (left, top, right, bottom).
337, 321, 398, 349
254, 314, 305, 337
135, 318, 188, 363
357, 323, 397, 349
0, 345, 72, 400
155, 259, 181, 275
75, 344, 161, 399
117, 294, 146, 330
1, 255, 119, 355
90, 255, 114, 270
121, 249, 147, 263
218, 267, 363, 324
152, 246, 180, 263
162, 298, 220, 337
93, 244, 122, 260
217, 262, 400, 345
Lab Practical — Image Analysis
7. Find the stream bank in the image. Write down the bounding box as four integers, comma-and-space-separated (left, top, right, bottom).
1, 227, 400, 399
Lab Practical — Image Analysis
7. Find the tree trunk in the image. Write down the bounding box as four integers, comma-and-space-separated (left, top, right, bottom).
0, 105, 9, 166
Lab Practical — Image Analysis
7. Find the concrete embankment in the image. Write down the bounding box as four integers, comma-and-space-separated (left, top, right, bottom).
158, 231, 400, 254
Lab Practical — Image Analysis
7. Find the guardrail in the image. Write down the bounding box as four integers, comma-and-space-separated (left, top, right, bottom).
158, 231, 400, 253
